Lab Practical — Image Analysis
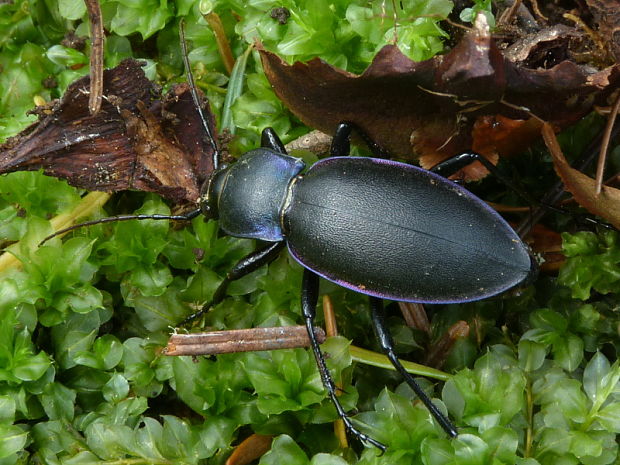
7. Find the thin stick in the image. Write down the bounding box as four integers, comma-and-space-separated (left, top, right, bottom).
349, 345, 451, 381
85, 0, 104, 114
203, 12, 235, 74
595, 92, 620, 195
322, 295, 338, 338
398, 301, 430, 334
322, 295, 348, 451
164, 326, 326, 356
498, 0, 522, 25
529, 0, 548, 22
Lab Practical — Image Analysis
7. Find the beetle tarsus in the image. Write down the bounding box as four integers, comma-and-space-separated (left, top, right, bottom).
369, 297, 458, 438
302, 269, 388, 451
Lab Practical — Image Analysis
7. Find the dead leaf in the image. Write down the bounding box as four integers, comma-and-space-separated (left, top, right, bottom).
542, 122, 620, 229
0, 59, 216, 204
225, 434, 273, 465
525, 223, 565, 273
260, 14, 620, 180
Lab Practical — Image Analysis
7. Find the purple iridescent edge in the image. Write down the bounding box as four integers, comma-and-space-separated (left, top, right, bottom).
285, 156, 533, 304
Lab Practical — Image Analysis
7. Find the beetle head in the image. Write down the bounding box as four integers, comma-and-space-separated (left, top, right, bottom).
199, 163, 230, 219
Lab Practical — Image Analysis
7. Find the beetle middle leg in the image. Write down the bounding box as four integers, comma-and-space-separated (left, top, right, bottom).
180, 241, 285, 325
429, 151, 536, 204
369, 297, 458, 438
428, 152, 598, 236
302, 269, 387, 452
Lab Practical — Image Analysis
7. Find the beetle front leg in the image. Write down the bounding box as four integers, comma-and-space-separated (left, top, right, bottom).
302, 269, 387, 452
369, 297, 458, 438
179, 241, 285, 326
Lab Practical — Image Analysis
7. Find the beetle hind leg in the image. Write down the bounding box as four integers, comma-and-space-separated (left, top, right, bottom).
369, 297, 458, 438
302, 270, 387, 451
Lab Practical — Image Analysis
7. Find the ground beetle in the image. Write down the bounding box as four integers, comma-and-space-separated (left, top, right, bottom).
45, 28, 536, 451
179, 121, 535, 450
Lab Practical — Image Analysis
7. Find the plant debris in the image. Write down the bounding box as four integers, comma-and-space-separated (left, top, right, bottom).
543, 122, 620, 229
0, 59, 216, 204
260, 13, 620, 180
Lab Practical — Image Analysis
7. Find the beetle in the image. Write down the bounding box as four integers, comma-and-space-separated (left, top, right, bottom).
180, 121, 535, 450
42, 28, 536, 451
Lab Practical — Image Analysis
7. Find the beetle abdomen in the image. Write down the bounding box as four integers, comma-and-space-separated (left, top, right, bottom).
282, 157, 533, 303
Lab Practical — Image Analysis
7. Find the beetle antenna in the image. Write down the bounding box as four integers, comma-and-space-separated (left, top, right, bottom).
39, 208, 202, 246
179, 19, 220, 171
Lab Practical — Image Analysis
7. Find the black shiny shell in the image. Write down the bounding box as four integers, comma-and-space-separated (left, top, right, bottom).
282, 157, 532, 303
216, 148, 305, 241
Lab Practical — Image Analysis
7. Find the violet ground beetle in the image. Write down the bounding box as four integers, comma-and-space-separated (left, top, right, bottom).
44, 23, 537, 452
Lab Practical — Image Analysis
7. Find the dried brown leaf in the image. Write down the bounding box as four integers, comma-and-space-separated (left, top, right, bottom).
0, 59, 216, 204
542, 122, 620, 229
525, 223, 565, 273
260, 15, 620, 179
225, 434, 273, 465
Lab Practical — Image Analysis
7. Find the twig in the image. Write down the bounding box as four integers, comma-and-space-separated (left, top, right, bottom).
595, 92, 620, 195
322, 295, 348, 450
204, 12, 235, 74
498, 0, 522, 25
164, 326, 326, 356
84, 0, 104, 114
529, 0, 547, 22
398, 301, 430, 334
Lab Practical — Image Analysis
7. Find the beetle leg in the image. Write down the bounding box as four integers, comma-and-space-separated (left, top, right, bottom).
430, 152, 539, 205
261, 127, 287, 154
429, 152, 491, 178
330, 123, 352, 156
369, 297, 458, 438
179, 241, 285, 326
302, 269, 387, 452
331, 122, 389, 158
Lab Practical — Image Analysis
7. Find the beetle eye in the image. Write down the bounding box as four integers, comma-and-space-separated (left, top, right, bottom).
199, 201, 212, 219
